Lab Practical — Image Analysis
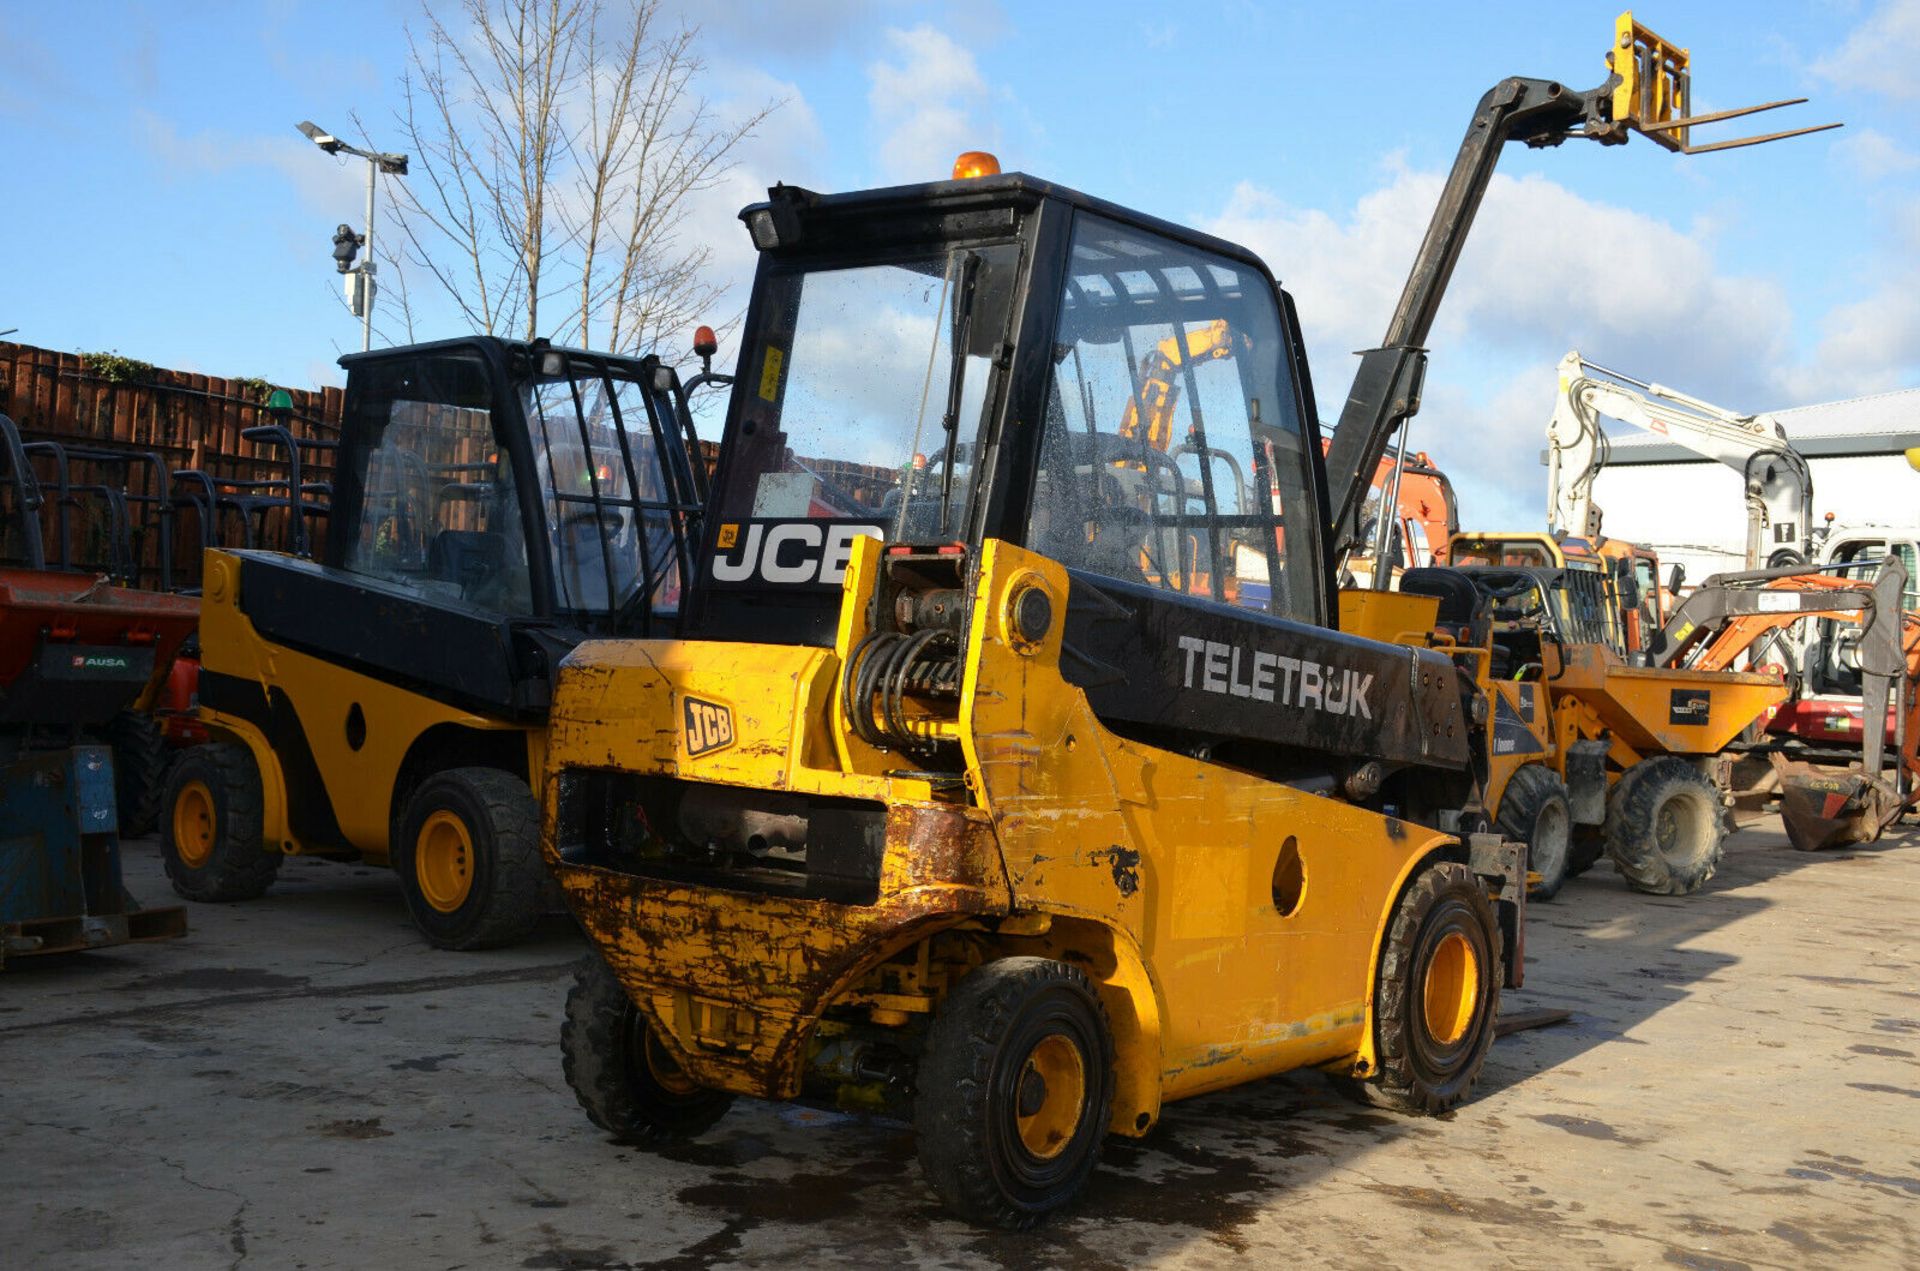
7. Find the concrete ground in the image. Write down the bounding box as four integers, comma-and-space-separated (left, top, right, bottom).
4, 817, 1917, 1270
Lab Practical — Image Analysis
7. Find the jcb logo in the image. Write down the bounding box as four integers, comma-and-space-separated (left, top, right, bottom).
710, 520, 883, 587
683, 696, 735, 757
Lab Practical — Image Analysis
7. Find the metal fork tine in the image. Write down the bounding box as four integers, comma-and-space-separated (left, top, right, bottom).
1637, 97, 1810, 134
1681, 122, 1844, 155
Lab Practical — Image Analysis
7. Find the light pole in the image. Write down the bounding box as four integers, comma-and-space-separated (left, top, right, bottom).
297, 121, 408, 351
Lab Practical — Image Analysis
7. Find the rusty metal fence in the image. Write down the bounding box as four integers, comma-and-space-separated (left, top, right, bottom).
0, 341, 344, 591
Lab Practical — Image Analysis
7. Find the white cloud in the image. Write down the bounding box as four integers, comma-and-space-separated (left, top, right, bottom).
1201, 160, 1920, 532
670, 65, 826, 367
1208, 163, 1796, 412
1787, 196, 1920, 399
867, 25, 990, 184
1833, 126, 1920, 178
1813, 0, 1920, 99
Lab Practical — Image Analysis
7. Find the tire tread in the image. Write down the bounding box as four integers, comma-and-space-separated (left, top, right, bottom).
161, 742, 281, 902
1604, 756, 1725, 896
396, 767, 545, 950
914, 956, 1114, 1230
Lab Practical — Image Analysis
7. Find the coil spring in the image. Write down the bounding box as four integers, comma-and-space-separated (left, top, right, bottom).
839, 627, 959, 754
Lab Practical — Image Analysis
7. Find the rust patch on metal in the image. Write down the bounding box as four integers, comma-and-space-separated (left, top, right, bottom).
556, 799, 1009, 1102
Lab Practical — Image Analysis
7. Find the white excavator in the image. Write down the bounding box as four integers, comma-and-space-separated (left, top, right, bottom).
1544, 350, 1815, 568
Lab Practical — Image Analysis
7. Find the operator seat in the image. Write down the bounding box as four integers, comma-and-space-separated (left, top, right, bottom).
1400, 566, 1492, 648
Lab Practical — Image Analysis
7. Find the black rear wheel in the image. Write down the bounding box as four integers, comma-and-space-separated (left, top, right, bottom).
1332, 860, 1501, 1115
914, 957, 1114, 1229
161, 742, 282, 902
100, 709, 169, 837
1497, 764, 1572, 901
561, 955, 733, 1144
393, 767, 546, 950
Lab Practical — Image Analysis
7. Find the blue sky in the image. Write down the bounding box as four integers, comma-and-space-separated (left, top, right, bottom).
3, 1, 1916, 528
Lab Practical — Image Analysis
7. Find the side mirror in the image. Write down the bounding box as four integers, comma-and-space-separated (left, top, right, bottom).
1666, 562, 1686, 595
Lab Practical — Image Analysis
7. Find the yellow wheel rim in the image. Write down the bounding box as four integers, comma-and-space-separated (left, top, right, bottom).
643, 1029, 699, 1096
415, 810, 475, 913
172, 779, 216, 869
1422, 931, 1480, 1047
1015, 1034, 1087, 1161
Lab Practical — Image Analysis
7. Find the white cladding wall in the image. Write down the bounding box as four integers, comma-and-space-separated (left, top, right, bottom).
1587, 454, 1920, 585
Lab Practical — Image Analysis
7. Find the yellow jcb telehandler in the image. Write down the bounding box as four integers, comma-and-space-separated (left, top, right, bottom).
543, 13, 1832, 1226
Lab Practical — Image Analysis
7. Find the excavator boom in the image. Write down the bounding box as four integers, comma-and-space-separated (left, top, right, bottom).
1545, 351, 1814, 566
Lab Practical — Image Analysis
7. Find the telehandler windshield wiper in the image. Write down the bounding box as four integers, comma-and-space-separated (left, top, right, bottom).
935, 250, 982, 538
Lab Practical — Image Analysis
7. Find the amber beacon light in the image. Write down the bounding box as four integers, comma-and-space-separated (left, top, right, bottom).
951, 150, 1001, 179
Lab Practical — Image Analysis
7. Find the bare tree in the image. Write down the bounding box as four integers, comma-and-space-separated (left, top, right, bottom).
385, 0, 774, 354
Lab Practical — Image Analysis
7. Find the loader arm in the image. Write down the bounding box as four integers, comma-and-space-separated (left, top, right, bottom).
1324, 76, 1611, 562
1543, 351, 1814, 566
1325, 10, 1837, 568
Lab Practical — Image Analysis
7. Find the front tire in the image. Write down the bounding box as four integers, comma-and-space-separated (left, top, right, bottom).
1497, 764, 1572, 901
561, 955, 733, 1143
393, 767, 545, 950
1335, 861, 1501, 1115
1604, 757, 1726, 896
914, 957, 1115, 1230
161, 742, 282, 902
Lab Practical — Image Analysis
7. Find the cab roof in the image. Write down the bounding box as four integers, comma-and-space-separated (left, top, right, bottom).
739, 171, 1280, 284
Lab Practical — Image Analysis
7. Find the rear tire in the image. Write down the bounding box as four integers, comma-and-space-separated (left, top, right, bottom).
1333, 861, 1501, 1115
1497, 765, 1572, 901
561, 955, 733, 1143
914, 957, 1115, 1229
161, 743, 282, 902
100, 709, 168, 837
393, 767, 545, 950
1604, 757, 1726, 896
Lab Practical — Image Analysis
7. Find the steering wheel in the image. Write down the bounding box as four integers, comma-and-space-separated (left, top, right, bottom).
1483, 578, 1544, 619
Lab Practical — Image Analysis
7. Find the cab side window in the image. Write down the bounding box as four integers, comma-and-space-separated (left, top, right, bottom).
1027, 216, 1317, 618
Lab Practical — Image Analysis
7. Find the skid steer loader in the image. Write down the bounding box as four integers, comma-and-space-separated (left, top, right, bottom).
544, 13, 1833, 1226
161, 336, 706, 948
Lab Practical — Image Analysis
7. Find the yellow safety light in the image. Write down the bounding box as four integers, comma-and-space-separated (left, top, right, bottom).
952, 151, 1001, 180
1905, 447, 1920, 473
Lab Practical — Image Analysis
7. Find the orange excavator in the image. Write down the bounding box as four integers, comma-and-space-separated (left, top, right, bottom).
1658, 562, 1920, 850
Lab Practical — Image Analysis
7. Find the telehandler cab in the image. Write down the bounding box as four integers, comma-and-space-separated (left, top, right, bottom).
162, 336, 706, 948
544, 13, 1833, 1227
